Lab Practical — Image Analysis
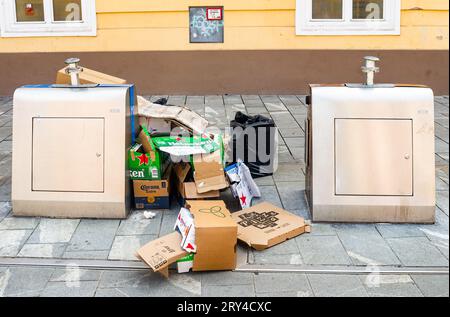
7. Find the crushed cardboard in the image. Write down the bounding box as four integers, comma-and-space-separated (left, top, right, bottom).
231, 202, 311, 251
137, 96, 208, 135
136, 231, 188, 275
56, 66, 127, 85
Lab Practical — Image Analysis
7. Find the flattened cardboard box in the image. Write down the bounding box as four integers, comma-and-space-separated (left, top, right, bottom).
136, 231, 187, 278
193, 150, 228, 194
138, 96, 208, 135
231, 202, 311, 251
137, 200, 237, 275
56, 67, 127, 85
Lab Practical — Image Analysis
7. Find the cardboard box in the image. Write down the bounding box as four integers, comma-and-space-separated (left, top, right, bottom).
138, 96, 208, 135
173, 162, 220, 204
139, 116, 172, 136
128, 127, 169, 180
231, 202, 311, 251
185, 200, 237, 271
193, 150, 228, 193
133, 166, 172, 210
56, 66, 127, 85
137, 200, 237, 275
136, 231, 187, 278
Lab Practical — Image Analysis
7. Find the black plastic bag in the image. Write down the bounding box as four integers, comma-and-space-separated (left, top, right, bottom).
230, 111, 277, 178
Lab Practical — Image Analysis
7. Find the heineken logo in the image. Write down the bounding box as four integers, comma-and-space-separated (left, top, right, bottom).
130, 170, 144, 178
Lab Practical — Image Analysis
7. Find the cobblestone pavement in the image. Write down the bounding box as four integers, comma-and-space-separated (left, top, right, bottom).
0, 95, 448, 297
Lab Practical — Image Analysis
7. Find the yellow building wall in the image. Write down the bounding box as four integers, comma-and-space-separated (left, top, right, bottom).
0, 0, 448, 53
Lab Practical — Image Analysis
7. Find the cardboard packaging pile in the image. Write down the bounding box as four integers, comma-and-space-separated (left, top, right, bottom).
56, 66, 311, 276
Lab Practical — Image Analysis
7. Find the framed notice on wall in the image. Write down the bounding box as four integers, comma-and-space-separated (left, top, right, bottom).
189, 6, 224, 43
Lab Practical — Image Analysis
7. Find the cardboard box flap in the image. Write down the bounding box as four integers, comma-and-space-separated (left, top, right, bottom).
231, 202, 310, 250
137, 96, 208, 135
184, 182, 220, 199
194, 175, 228, 194
136, 232, 188, 272
137, 128, 157, 161
186, 200, 237, 229
193, 151, 228, 193
173, 162, 191, 183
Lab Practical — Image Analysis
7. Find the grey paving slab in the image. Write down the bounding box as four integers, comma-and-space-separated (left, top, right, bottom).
308, 274, 368, 297
265, 102, 288, 112
40, 281, 98, 297
0, 140, 12, 152
419, 210, 449, 259
202, 284, 255, 297
246, 106, 268, 115
376, 223, 426, 239
361, 275, 423, 297
435, 124, 449, 143
253, 252, 303, 265
0, 201, 11, 221
0, 267, 54, 297
436, 176, 449, 190
223, 94, 243, 105
18, 243, 66, 258
270, 111, 298, 126
290, 147, 305, 162
205, 95, 224, 105
387, 237, 448, 267
436, 118, 449, 129
0, 127, 11, 142
202, 271, 254, 286
278, 127, 304, 138
0, 229, 33, 257
159, 209, 179, 236
63, 250, 110, 260
50, 268, 102, 283
251, 185, 283, 208
116, 210, 162, 236
98, 270, 154, 289
435, 137, 449, 153
277, 146, 296, 163
186, 96, 205, 105
260, 95, 281, 103
279, 95, 302, 105
253, 175, 274, 186
308, 223, 337, 236
167, 95, 186, 106
284, 137, 305, 148
27, 218, 79, 243
254, 273, 312, 296
108, 234, 155, 261
242, 95, 261, 102
296, 235, 352, 265
273, 163, 304, 182
0, 216, 39, 230
66, 219, 120, 252
94, 287, 148, 297
436, 191, 449, 216
276, 183, 307, 210
335, 224, 401, 266
411, 274, 449, 297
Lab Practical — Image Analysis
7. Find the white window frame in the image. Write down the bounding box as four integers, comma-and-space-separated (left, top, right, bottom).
0, 0, 96, 37
296, 0, 400, 35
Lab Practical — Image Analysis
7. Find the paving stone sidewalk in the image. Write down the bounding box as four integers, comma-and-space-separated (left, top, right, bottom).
0, 94, 448, 297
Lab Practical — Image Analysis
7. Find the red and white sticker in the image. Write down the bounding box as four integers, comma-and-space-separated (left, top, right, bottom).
206, 7, 223, 20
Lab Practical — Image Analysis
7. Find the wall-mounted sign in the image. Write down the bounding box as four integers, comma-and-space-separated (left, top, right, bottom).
206, 7, 223, 20
189, 6, 224, 43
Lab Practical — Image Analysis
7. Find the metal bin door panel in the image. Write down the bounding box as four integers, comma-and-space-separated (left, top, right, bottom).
32, 117, 104, 192
335, 119, 413, 196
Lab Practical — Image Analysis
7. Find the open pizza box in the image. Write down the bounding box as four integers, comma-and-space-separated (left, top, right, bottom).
231, 202, 311, 251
